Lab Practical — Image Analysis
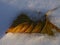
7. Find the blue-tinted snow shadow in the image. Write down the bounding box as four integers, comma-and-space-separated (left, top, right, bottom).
0, 2, 47, 38
0, 2, 21, 37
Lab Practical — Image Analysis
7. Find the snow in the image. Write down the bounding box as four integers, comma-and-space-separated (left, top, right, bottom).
0, 33, 60, 45
0, 0, 60, 45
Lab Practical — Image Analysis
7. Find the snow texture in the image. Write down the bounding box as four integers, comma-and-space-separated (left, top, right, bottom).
0, 0, 60, 45
0, 33, 60, 45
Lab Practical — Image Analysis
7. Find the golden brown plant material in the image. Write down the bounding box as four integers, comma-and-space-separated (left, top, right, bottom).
40, 19, 60, 35
32, 22, 43, 33
19, 22, 30, 33
25, 23, 34, 33
6, 13, 60, 36
40, 19, 54, 35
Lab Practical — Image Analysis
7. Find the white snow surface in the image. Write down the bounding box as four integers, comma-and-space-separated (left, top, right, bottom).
0, 0, 60, 45
0, 33, 60, 45
0, 0, 60, 27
